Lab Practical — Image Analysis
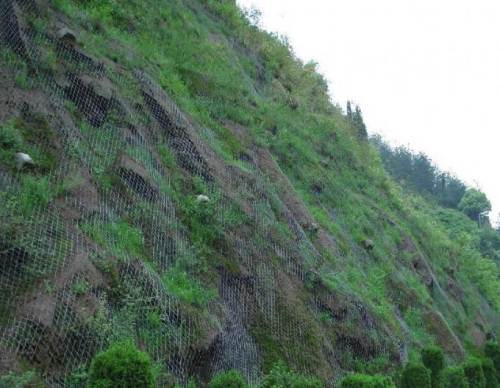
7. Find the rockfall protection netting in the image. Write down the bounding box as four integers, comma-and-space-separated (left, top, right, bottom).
0, 1, 403, 386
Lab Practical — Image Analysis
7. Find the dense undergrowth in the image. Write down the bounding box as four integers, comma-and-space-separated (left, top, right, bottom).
0, 0, 499, 386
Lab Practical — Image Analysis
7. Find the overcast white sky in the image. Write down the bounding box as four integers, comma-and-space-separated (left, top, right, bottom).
238, 0, 499, 223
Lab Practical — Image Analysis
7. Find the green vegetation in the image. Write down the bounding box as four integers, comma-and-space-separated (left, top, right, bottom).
459, 189, 492, 223
162, 267, 217, 307
260, 362, 323, 388
81, 220, 146, 261
400, 363, 431, 388
442, 366, 468, 388
341, 373, 394, 387
0, 370, 36, 388
463, 358, 486, 388
0, 0, 498, 386
421, 346, 445, 388
485, 342, 500, 381
208, 370, 247, 388
481, 358, 499, 388
87, 341, 155, 388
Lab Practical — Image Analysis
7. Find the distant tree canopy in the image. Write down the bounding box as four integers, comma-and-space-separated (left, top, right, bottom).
458, 188, 492, 223
371, 135, 467, 210
346, 101, 367, 140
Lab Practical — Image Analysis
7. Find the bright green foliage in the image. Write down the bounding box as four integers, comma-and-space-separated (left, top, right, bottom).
0, 121, 23, 150
400, 363, 431, 388
481, 359, 499, 388
463, 358, 486, 388
422, 346, 445, 388
87, 341, 155, 388
458, 189, 492, 222
341, 373, 395, 388
260, 362, 323, 388
0, 370, 35, 388
82, 221, 145, 260
18, 176, 54, 217
485, 342, 500, 381
208, 370, 247, 388
162, 268, 217, 306
442, 366, 469, 388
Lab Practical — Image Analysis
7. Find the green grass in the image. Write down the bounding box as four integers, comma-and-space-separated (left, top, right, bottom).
81, 220, 146, 261
162, 267, 217, 307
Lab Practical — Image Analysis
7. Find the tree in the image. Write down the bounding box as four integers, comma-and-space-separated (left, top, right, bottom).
401, 363, 431, 388
442, 366, 468, 388
261, 362, 323, 388
346, 101, 353, 119
346, 102, 367, 139
208, 370, 247, 388
421, 346, 445, 388
463, 358, 486, 388
485, 342, 500, 381
341, 373, 394, 387
458, 189, 492, 223
88, 341, 155, 388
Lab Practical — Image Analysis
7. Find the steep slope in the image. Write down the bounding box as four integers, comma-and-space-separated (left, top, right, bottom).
0, 0, 498, 386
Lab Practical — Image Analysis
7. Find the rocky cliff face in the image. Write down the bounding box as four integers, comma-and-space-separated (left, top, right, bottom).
0, 0, 497, 386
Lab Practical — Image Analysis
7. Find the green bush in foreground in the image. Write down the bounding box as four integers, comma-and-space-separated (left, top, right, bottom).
481, 358, 499, 388
260, 362, 323, 388
341, 373, 394, 387
463, 358, 486, 388
87, 341, 155, 388
485, 342, 500, 381
208, 370, 247, 388
442, 366, 469, 388
400, 363, 431, 388
422, 346, 445, 388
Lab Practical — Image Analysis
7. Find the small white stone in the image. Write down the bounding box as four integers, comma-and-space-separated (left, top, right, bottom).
196, 194, 209, 203
15, 152, 34, 170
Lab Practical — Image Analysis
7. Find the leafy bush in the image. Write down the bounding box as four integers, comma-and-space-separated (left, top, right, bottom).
422, 346, 445, 388
0, 121, 23, 149
261, 362, 323, 388
341, 373, 394, 387
162, 267, 217, 306
87, 341, 155, 388
400, 363, 431, 388
485, 342, 500, 380
208, 370, 247, 388
0, 370, 35, 388
463, 358, 486, 388
442, 366, 468, 388
481, 358, 499, 388
19, 176, 54, 217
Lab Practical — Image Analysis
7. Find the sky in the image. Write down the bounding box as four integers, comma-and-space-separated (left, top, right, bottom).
237, 0, 500, 224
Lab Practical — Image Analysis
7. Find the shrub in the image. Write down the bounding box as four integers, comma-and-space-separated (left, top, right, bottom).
442, 366, 468, 388
261, 361, 323, 388
422, 346, 445, 388
0, 371, 35, 388
341, 373, 395, 387
87, 341, 155, 388
463, 358, 486, 388
400, 363, 431, 388
0, 121, 23, 149
485, 342, 500, 380
481, 358, 499, 388
208, 370, 247, 388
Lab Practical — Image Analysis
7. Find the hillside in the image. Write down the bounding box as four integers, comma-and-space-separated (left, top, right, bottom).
0, 0, 498, 386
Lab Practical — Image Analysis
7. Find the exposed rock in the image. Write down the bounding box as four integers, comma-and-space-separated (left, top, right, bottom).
116, 154, 158, 201
196, 194, 210, 203
15, 152, 34, 170
363, 239, 374, 251
0, 1, 29, 57
56, 27, 77, 45
65, 74, 113, 127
